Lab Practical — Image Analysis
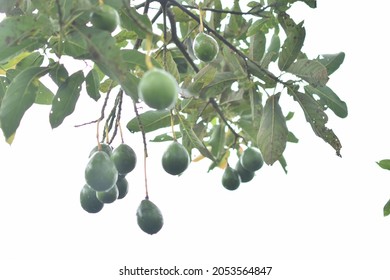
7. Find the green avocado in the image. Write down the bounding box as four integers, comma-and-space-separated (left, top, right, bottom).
111, 143, 137, 175
193, 32, 219, 62
240, 147, 264, 172
162, 141, 190, 175
235, 161, 255, 183
222, 165, 241, 191
137, 199, 164, 235
85, 151, 118, 192
96, 184, 119, 204
80, 184, 104, 213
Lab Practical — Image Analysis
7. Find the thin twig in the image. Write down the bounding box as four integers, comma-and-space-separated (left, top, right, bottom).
74, 82, 114, 127
166, 8, 199, 72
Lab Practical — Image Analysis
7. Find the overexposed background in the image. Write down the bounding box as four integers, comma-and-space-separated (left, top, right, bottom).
1, 1, 390, 279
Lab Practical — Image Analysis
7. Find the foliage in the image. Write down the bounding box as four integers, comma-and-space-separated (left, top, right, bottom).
0, 0, 348, 215
377, 160, 390, 216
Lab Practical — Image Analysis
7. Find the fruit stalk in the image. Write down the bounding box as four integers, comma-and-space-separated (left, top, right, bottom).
133, 100, 149, 199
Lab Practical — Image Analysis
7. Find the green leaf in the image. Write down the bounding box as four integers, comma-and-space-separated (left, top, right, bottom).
288, 88, 342, 156
35, 82, 54, 105
0, 15, 51, 64
384, 199, 390, 217
49, 63, 69, 86
317, 52, 345, 75
85, 69, 101, 101
257, 93, 288, 165
278, 154, 288, 174
186, 65, 217, 96
377, 160, 390, 171
287, 131, 299, 143
305, 85, 348, 118
246, 60, 277, 88
178, 114, 215, 162
201, 72, 242, 98
150, 132, 182, 142
249, 32, 266, 62
120, 6, 153, 39
301, 0, 316, 8
122, 49, 161, 71
0, 0, 17, 13
0, 76, 9, 104
0, 66, 51, 142
287, 59, 329, 87
264, 31, 280, 64
278, 21, 305, 71
75, 26, 139, 101
49, 70, 84, 128
126, 110, 178, 133
208, 124, 226, 158
155, 51, 180, 82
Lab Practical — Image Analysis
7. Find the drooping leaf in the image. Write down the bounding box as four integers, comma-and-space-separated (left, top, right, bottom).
262, 31, 280, 64
305, 85, 348, 118
178, 114, 215, 162
384, 199, 390, 217
288, 88, 342, 156
287, 59, 329, 87
0, 15, 52, 64
249, 31, 266, 62
85, 68, 101, 101
75, 26, 139, 101
0, 66, 51, 142
119, 6, 153, 39
278, 154, 288, 174
257, 93, 288, 165
207, 123, 226, 158
317, 52, 345, 75
49, 70, 84, 128
278, 21, 305, 71
377, 160, 390, 171
155, 51, 180, 82
126, 110, 178, 133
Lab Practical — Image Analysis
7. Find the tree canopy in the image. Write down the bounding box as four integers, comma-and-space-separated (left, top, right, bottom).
0, 0, 352, 229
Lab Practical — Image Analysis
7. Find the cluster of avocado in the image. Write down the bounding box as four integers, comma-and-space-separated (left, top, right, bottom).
80, 143, 136, 213
222, 147, 264, 191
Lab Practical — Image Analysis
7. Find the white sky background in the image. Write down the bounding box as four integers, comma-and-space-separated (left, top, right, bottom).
1, 0, 390, 279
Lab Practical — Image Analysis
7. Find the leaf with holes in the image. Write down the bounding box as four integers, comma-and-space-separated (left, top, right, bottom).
317, 52, 345, 75
49, 70, 84, 128
288, 87, 342, 156
305, 85, 348, 118
288, 59, 329, 87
